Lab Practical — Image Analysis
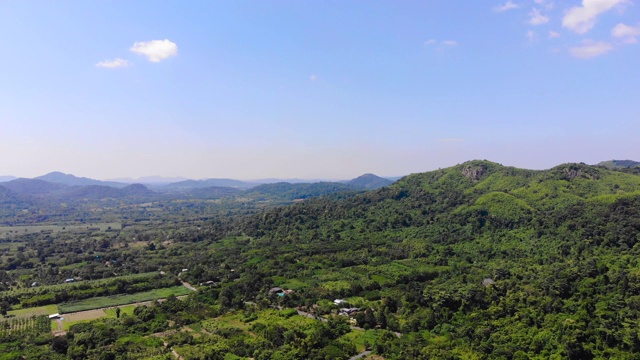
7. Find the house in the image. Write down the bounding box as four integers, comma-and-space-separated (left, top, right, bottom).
49, 313, 61, 319
269, 287, 284, 294
334, 299, 346, 306
65, 278, 75, 283
283, 289, 294, 295
31, 282, 39, 287
339, 308, 360, 316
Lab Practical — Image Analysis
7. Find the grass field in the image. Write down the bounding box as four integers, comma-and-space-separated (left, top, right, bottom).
58, 286, 192, 313
0, 222, 122, 239
7, 304, 58, 318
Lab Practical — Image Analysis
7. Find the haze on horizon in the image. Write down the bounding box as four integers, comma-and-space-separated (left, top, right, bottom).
1, 1, 638, 180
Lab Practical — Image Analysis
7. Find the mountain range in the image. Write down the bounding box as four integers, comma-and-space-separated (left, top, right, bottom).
0, 171, 395, 205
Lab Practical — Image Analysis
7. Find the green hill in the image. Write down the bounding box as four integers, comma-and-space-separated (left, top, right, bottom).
182, 160, 640, 359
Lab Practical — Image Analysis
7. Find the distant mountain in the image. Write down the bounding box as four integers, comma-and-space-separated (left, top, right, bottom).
64, 184, 155, 200
0, 185, 30, 207
384, 176, 404, 182
163, 178, 253, 191
245, 178, 329, 185
598, 160, 640, 169
35, 172, 126, 188
2, 178, 69, 196
186, 186, 241, 199
0, 176, 16, 182
347, 173, 393, 190
108, 176, 189, 184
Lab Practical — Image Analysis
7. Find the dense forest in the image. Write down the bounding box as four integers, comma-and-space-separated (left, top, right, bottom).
2, 160, 640, 359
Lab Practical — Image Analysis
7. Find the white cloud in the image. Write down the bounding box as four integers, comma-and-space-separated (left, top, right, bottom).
612, 23, 640, 43
309, 74, 318, 81
130, 39, 178, 62
494, 1, 519, 12
528, 8, 550, 25
442, 40, 459, 46
569, 39, 614, 58
563, 0, 628, 34
548, 30, 561, 38
424, 39, 437, 46
95, 58, 130, 68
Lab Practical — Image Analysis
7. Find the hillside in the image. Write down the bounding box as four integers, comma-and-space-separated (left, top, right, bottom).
598, 159, 640, 169
347, 173, 393, 189
244, 181, 361, 201
0, 176, 16, 182
2, 178, 69, 196
186, 186, 241, 199
163, 178, 252, 191
64, 183, 155, 200
180, 160, 640, 359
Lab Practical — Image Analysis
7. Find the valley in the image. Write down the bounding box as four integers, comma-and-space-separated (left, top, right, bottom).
0, 160, 640, 359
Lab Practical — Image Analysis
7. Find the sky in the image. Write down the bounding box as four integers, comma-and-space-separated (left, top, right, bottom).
0, 0, 639, 180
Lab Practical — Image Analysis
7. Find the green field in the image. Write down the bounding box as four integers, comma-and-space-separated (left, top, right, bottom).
7, 304, 58, 318
58, 286, 193, 313
3, 271, 160, 299
0, 222, 122, 239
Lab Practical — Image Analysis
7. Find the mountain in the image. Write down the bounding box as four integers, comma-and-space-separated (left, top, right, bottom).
347, 173, 393, 189
2, 178, 69, 196
163, 178, 253, 191
598, 159, 640, 169
107, 176, 190, 184
201, 160, 640, 358
35, 172, 126, 188
0, 176, 16, 182
64, 183, 156, 200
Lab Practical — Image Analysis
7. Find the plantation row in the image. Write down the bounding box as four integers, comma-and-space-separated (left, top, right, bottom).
0, 315, 50, 342
0, 273, 180, 308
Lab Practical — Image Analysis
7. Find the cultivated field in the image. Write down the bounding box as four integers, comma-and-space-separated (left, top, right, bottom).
58, 286, 192, 313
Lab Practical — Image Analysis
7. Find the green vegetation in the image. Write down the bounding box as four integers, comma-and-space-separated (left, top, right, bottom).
2, 160, 640, 359
58, 286, 192, 313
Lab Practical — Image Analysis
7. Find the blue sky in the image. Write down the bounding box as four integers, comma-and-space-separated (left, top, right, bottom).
1, 1, 638, 180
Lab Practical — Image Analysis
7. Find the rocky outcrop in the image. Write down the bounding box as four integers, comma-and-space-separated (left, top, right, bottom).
462, 166, 486, 182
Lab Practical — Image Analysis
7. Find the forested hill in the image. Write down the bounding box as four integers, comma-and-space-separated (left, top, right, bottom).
192, 160, 640, 359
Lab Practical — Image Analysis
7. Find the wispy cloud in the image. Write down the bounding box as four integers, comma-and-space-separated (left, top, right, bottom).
130, 39, 178, 62
527, 31, 536, 42
569, 39, 614, 58
309, 74, 318, 81
95, 58, 130, 68
494, 1, 519, 12
563, 0, 628, 34
548, 31, 561, 38
612, 23, 640, 43
534, 0, 555, 10
528, 8, 550, 25
424, 39, 459, 47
